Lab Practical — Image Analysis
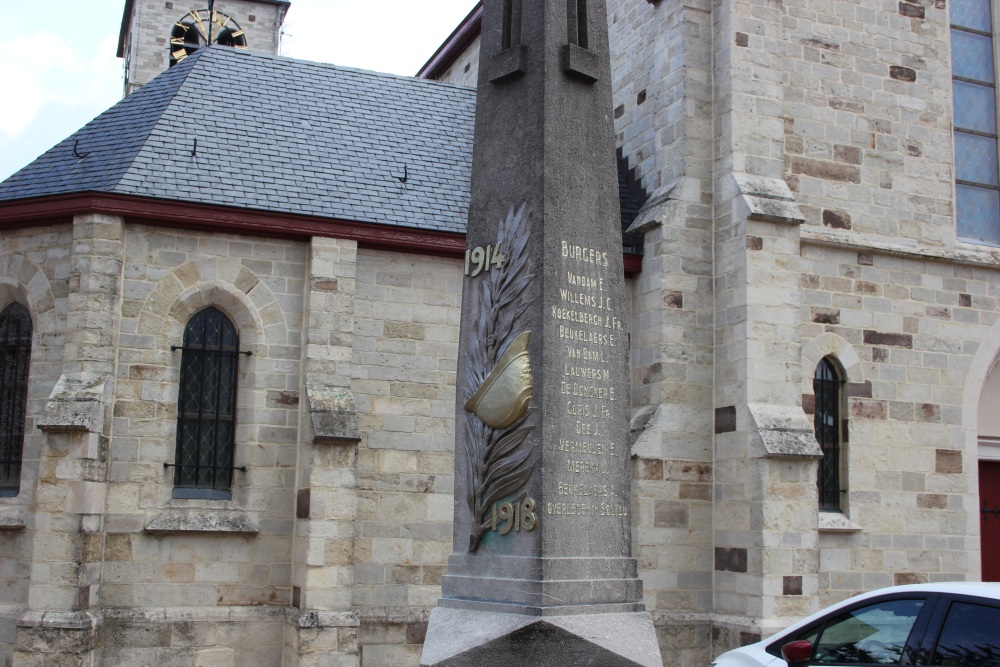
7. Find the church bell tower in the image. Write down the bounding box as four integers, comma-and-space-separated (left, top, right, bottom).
117, 0, 291, 96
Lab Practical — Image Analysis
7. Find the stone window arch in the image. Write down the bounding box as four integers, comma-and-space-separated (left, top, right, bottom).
173, 306, 241, 499
0, 302, 31, 497
803, 333, 863, 529
814, 356, 845, 511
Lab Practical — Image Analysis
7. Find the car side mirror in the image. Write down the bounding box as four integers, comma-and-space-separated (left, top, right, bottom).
781, 640, 813, 667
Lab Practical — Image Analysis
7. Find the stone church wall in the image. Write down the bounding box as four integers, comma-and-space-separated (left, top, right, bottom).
0, 225, 72, 664
801, 243, 994, 606
349, 249, 461, 666
7, 0, 1000, 664
434, 34, 481, 88
100, 225, 306, 664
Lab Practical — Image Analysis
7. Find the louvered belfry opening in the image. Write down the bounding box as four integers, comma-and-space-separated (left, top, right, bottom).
814, 357, 843, 511
0, 302, 31, 497
173, 307, 240, 498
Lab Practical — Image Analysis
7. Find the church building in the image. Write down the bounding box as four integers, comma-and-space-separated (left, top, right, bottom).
0, 0, 996, 665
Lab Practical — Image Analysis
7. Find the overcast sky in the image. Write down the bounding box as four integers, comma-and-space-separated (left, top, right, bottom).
0, 0, 479, 181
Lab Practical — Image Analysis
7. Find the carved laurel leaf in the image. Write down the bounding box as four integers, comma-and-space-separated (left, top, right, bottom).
484, 413, 531, 467
463, 204, 537, 552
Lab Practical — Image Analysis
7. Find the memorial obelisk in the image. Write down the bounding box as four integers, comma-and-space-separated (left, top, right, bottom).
419, 1, 662, 665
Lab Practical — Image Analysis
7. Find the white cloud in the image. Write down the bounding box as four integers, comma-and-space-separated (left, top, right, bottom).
0, 0, 472, 180
0, 32, 121, 141
281, 0, 478, 75
0, 33, 74, 138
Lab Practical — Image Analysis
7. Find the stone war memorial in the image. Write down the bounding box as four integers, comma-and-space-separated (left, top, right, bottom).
420, 1, 663, 665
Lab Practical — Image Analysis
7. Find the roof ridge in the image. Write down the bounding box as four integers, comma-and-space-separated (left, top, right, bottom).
210, 44, 477, 92
109, 50, 210, 190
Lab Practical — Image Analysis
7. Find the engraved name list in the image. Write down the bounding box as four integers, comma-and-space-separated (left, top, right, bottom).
548, 241, 627, 519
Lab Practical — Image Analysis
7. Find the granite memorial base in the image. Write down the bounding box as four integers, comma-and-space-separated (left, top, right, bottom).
420, 607, 662, 667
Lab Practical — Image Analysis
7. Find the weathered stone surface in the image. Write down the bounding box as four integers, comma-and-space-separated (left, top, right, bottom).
36, 374, 109, 433
0, 508, 26, 531
863, 330, 913, 348
747, 403, 822, 459
889, 65, 917, 82
899, 2, 925, 18
306, 385, 361, 445
14, 611, 102, 657
714, 548, 748, 574
730, 173, 805, 225
143, 510, 259, 535
822, 210, 852, 230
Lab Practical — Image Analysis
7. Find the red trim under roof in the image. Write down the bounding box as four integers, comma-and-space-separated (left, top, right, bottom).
417, 2, 484, 80
0, 193, 642, 275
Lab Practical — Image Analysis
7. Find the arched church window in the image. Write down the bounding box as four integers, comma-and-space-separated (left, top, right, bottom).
0, 302, 31, 497
173, 307, 241, 499
814, 357, 845, 511
951, 0, 1000, 243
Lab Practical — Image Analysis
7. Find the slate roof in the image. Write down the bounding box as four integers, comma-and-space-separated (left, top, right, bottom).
0, 47, 477, 234
0, 46, 644, 250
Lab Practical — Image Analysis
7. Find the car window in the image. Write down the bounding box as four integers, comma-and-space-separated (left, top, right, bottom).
809, 599, 925, 665
932, 601, 1000, 666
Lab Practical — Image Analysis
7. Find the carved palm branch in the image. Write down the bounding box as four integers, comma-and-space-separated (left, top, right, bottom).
463, 204, 536, 552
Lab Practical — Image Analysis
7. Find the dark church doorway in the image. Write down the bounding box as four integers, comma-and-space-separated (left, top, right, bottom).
980, 460, 1000, 581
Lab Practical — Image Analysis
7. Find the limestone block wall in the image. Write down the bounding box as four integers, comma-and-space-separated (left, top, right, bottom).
100, 225, 304, 663
781, 0, 953, 247
609, 2, 717, 662
700, 0, 985, 653
608, 0, 714, 196
350, 249, 461, 666
0, 225, 71, 665
800, 245, 994, 606
434, 34, 481, 87
775, 0, 982, 612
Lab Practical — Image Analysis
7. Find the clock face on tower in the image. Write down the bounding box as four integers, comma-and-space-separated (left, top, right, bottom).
169, 9, 248, 66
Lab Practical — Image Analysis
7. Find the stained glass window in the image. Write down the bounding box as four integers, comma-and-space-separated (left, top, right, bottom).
952, 0, 1000, 244
814, 358, 844, 512
173, 307, 240, 499
0, 303, 31, 497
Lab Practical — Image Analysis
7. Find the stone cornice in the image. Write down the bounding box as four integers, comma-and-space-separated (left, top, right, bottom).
801, 227, 1000, 270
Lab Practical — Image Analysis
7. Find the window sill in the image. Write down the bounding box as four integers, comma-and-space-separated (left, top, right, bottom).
0, 506, 26, 531
818, 511, 861, 533
144, 509, 258, 535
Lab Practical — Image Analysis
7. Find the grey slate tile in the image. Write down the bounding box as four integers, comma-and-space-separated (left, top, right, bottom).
0, 47, 476, 235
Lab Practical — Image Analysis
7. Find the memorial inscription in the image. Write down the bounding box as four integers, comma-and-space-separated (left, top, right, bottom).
547, 239, 628, 521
